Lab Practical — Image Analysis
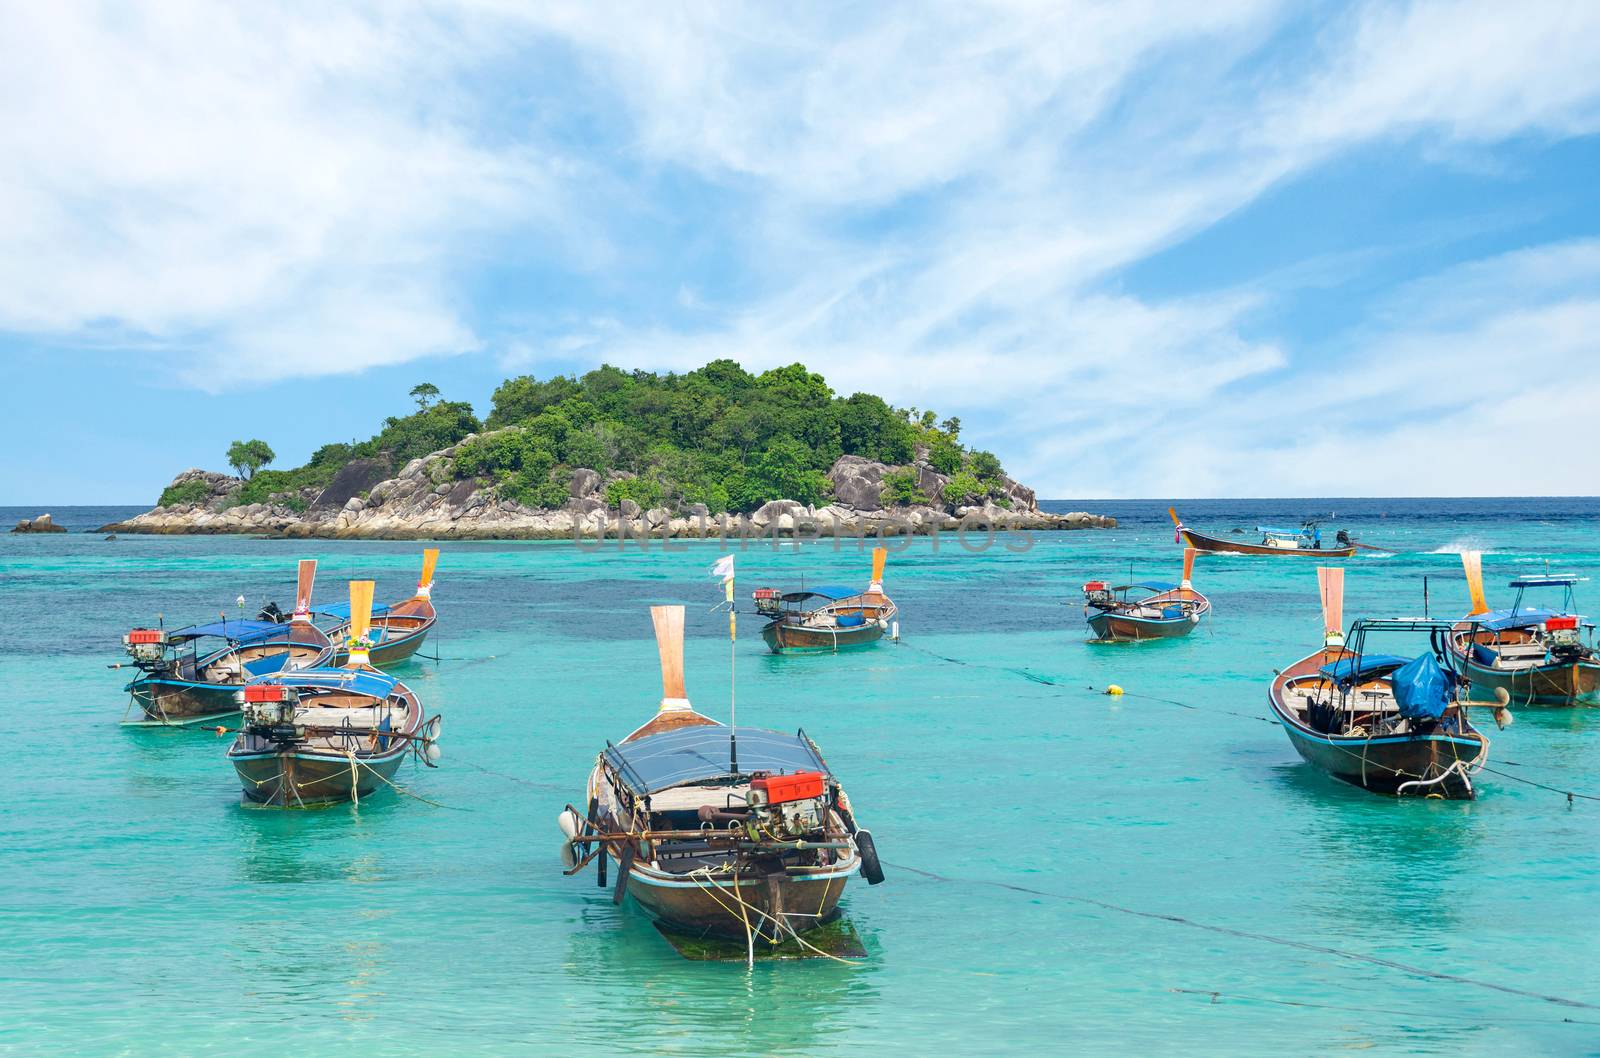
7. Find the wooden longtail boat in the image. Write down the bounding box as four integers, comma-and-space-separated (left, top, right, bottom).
227, 580, 441, 807
560, 606, 882, 952
1083, 548, 1210, 641
1169, 507, 1357, 558
752, 547, 897, 653
323, 549, 440, 666
1267, 568, 1502, 800
121, 560, 332, 726
1446, 553, 1600, 705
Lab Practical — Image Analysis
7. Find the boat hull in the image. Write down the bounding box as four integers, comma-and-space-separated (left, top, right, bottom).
1086, 611, 1200, 641
229, 746, 408, 806
1180, 528, 1355, 558
1448, 655, 1600, 706
613, 847, 858, 941
125, 678, 240, 726
329, 625, 432, 667
762, 619, 885, 653
1269, 648, 1486, 799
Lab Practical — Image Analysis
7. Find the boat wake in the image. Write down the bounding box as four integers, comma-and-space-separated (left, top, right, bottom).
1430, 539, 1495, 556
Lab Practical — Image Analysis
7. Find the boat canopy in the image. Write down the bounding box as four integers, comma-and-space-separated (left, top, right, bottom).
604, 725, 830, 795
1319, 654, 1410, 685
782, 585, 858, 603
1132, 581, 1177, 592
1256, 525, 1308, 536
168, 620, 293, 645
317, 602, 392, 619
1390, 654, 1454, 721
1507, 576, 1579, 588
249, 667, 400, 699
1472, 608, 1558, 631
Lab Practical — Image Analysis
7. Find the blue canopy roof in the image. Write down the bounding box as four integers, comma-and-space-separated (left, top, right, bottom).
249, 667, 400, 700
1469, 608, 1558, 631
1319, 654, 1410, 685
783, 585, 859, 602
603, 725, 829, 795
169, 620, 290, 645
1508, 576, 1579, 588
316, 602, 392, 619
1133, 581, 1178, 592
1256, 525, 1307, 536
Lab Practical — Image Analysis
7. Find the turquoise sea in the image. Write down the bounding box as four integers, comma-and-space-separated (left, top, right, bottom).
3, 499, 1599, 1057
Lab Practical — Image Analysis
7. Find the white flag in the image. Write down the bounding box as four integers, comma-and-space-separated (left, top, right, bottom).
709, 554, 735, 582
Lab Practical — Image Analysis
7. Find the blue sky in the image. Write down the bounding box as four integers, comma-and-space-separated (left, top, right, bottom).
3, 1, 1599, 503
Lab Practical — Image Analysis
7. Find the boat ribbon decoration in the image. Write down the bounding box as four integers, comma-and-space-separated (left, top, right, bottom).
416, 547, 440, 599
346, 580, 376, 668
1317, 566, 1344, 646
292, 559, 317, 623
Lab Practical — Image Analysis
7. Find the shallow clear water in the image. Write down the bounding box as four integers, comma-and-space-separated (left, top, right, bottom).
3, 500, 1599, 1056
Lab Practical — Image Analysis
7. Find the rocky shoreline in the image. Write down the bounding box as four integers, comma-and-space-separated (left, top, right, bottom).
99, 437, 1116, 540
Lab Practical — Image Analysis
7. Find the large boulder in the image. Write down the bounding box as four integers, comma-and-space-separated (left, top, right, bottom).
11, 512, 66, 533
311, 457, 394, 512
569, 467, 601, 499
999, 475, 1037, 512
914, 464, 949, 504
157, 468, 242, 510
827, 455, 888, 511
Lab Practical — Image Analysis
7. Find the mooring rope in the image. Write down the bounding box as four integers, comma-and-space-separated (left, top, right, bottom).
884, 861, 1600, 1013
1168, 987, 1599, 1027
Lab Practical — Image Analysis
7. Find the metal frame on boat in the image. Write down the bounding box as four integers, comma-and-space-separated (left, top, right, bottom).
121, 560, 333, 726
560, 605, 883, 954
752, 547, 897, 653
1446, 552, 1600, 706
1083, 548, 1210, 641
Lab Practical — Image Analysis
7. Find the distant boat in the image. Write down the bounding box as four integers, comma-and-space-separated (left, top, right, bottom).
1267, 567, 1500, 799
1447, 553, 1600, 705
1082, 548, 1210, 641
121, 560, 332, 726
1170, 507, 1357, 557
559, 605, 882, 947
227, 579, 441, 807
322, 548, 440, 667
751, 547, 897, 653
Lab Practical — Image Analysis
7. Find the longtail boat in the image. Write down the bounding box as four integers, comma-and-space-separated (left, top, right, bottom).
1169, 507, 1357, 558
1446, 553, 1600, 705
1082, 548, 1210, 641
1267, 567, 1504, 799
560, 605, 882, 953
322, 548, 440, 666
751, 547, 896, 653
227, 580, 441, 807
121, 560, 332, 726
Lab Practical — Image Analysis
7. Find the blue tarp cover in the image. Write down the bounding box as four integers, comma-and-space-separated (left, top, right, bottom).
1320, 654, 1410, 685
1508, 576, 1578, 588
1470, 608, 1557, 631
603, 725, 829, 795
249, 667, 400, 700
1390, 654, 1453, 721
317, 602, 392, 619
782, 585, 859, 602
170, 620, 290, 644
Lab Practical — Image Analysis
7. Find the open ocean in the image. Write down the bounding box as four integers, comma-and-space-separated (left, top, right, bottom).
3, 499, 1599, 1057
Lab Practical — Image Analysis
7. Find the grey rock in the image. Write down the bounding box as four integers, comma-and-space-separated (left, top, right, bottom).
569, 467, 601, 499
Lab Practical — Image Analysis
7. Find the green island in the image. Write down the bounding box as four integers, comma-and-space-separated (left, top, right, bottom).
116, 359, 1113, 538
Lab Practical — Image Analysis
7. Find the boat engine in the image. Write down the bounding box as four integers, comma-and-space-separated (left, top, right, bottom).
123, 628, 170, 669
752, 587, 783, 617
746, 770, 826, 838
1082, 581, 1114, 608
240, 684, 302, 742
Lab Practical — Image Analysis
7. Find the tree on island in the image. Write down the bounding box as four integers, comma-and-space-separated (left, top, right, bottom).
410, 382, 441, 411
226, 439, 276, 480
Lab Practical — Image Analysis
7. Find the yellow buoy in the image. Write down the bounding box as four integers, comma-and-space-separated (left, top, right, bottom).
1106, 684, 1124, 696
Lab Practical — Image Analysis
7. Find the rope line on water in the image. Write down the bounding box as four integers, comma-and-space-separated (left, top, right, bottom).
1168, 987, 1599, 1027
884, 861, 1600, 1013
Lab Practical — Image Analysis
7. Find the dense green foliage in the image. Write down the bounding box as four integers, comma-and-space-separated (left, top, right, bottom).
226, 439, 275, 480
196, 364, 1012, 513
158, 480, 211, 507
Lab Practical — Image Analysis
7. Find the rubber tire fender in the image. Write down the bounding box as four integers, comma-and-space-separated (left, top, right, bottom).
856, 829, 885, 885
